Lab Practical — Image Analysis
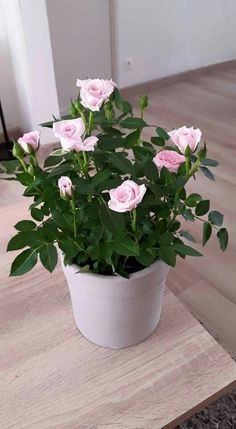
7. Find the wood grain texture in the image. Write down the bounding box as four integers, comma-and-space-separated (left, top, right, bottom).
124, 63, 236, 357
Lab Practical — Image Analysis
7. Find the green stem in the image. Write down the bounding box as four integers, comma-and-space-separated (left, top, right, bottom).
19, 158, 28, 173
185, 156, 190, 176
76, 103, 87, 126
87, 111, 94, 136
131, 209, 137, 234
70, 199, 77, 238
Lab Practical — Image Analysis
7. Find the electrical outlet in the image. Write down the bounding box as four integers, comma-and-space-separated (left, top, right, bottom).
124, 57, 133, 71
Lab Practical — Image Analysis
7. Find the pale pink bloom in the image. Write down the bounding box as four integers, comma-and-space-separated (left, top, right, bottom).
76, 78, 116, 112
18, 130, 40, 153
168, 126, 202, 153
58, 176, 74, 198
74, 136, 98, 152
108, 180, 146, 213
53, 118, 85, 151
153, 150, 185, 173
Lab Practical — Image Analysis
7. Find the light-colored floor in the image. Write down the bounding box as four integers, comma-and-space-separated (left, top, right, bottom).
126, 64, 236, 357
1, 64, 236, 359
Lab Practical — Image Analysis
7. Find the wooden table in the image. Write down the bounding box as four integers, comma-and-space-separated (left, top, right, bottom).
1, 257, 236, 429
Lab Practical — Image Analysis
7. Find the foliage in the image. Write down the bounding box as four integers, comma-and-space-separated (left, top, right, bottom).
1, 87, 229, 278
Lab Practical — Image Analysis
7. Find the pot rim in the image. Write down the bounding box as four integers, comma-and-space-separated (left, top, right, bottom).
61, 252, 168, 282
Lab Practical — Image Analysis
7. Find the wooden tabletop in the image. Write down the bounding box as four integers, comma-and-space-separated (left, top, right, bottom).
1, 251, 236, 429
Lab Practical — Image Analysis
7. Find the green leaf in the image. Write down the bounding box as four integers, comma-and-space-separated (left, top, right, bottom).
44, 155, 64, 168
17, 173, 34, 186
183, 209, 194, 222
136, 250, 154, 266
40, 243, 58, 273
203, 222, 212, 246
7, 232, 28, 251
99, 201, 125, 234
145, 160, 159, 182
185, 193, 202, 207
1, 159, 20, 173
59, 239, 81, 259
114, 88, 132, 113
125, 129, 141, 148
156, 127, 170, 140
14, 220, 37, 232
10, 249, 38, 276
107, 152, 134, 175
200, 166, 215, 181
159, 232, 174, 247
151, 136, 165, 146
174, 243, 203, 257
121, 117, 147, 129
201, 158, 219, 167
195, 200, 210, 216
114, 237, 139, 256
208, 210, 224, 226
48, 164, 71, 178
179, 230, 196, 243
217, 228, 229, 251
40, 120, 54, 128
160, 246, 176, 267
31, 208, 44, 222
92, 169, 111, 186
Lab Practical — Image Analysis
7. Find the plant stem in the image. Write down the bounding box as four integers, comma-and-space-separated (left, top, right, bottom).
76, 103, 87, 126
131, 209, 137, 233
70, 199, 77, 238
19, 158, 28, 173
88, 111, 94, 136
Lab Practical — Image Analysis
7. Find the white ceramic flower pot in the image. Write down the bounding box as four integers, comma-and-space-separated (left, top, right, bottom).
60, 255, 170, 349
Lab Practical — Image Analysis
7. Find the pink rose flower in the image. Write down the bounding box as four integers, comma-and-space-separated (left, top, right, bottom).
108, 180, 146, 213
18, 130, 40, 153
76, 78, 116, 112
58, 176, 74, 199
168, 126, 202, 153
74, 136, 98, 152
53, 118, 85, 151
153, 150, 185, 173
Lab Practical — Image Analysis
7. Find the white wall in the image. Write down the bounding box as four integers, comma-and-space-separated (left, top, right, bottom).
0, 3, 21, 133
1, 0, 59, 137
46, 0, 112, 114
114, 0, 236, 88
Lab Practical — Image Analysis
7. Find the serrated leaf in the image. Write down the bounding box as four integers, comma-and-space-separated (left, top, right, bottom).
7, 232, 28, 251
40, 243, 58, 272
203, 222, 212, 246
121, 117, 147, 129
201, 158, 219, 167
208, 210, 224, 226
99, 201, 125, 234
156, 127, 170, 140
185, 193, 202, 207
107, 152, 134, 175
31, 208, 44, 221
10, 249, 38, 276
174, 243, 203, 257
125, 129, 141, 148
151, 136, 165, 146
217, 228, 229, 251
195, 200, 210, 216
114, 88, 132, 114
15, 220, 37, 232
114, 237, 139, 256
200, 166, 215, 181
160, 246, 176, 267
179, 230, 197, 243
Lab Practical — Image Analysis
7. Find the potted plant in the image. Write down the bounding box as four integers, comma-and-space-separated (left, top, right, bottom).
1, 78, 228, 349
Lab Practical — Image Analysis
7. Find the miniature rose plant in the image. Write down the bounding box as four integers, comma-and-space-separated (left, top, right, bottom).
0, 78, 228, 277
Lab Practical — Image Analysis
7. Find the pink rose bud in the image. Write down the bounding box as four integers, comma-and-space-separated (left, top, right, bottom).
153, 150, 185, 173
108, 180, 146, 213
18, 130, 40, 154
168, 126, 202, 153
76, 78, 116, 112
53, 118, 85, 152
58, 176, 74, 199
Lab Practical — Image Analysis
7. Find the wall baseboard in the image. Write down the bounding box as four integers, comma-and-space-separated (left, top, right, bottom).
121, 59, 236, 98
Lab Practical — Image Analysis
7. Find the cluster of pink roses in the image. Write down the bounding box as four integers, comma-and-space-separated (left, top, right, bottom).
16, 78, 202, 215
